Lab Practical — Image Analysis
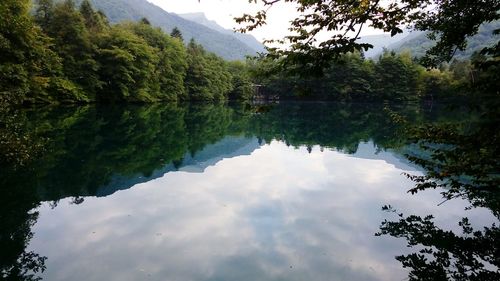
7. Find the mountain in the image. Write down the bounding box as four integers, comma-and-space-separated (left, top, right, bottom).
352, 142, 422, 172
388, 21, 499, 59
35, 135, 263, 200
83, 0, 258, 60
178, 12, 266, 53
94, 136, 263, 197
359, 21, 498, 60
357, 31, 412, 58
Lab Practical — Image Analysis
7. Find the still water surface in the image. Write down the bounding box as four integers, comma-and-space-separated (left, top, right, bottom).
2, 102, 495, 280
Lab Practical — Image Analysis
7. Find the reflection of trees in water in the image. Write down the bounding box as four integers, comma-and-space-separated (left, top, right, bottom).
0, 101, 480, 280
0, 169, 46, 281
7, 102, 437, 201
1, 101, 47, 280
376, 102, 500, 280
377, 206, 500, 280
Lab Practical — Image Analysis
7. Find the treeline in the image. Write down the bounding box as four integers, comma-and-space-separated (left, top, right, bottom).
2, 1, 496, 105
3, 102, 464, 196
0, 0, 253, 104
249, 50, 498, 101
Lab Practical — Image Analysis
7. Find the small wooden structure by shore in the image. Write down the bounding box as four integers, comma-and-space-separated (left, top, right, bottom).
252, 84, 279, 101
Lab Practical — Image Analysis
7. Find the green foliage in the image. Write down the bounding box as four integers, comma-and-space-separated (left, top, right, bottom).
374, 51, 421, 101
79, 0, 107, 32
227, 61, 254, 100
1, 0, 248, 105
34, 0, 54, 30
394, 21, 500, 62
96, 25, 157, 102
73, 0, 259, 60
236, 0, 500, 70
0, 0, 62, 104
185, 39, 233, 101
250, 50, 474, 101
126, 22, 188, 101
324, 52, 375, 100
170, 27, 183, 41
377, 207, 500, 281
44, 0, 100, 96
375, 100, 500, 281
418, 68, 456, 100
2, 0, 498, 105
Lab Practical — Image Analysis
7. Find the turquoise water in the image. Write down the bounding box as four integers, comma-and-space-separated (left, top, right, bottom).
1, 102, 496, 280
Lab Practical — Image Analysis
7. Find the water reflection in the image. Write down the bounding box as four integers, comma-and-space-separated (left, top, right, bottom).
375, 102, 500, 280
0, 102, 497, 280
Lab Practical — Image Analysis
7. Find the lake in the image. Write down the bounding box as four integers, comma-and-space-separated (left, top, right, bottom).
1, 102, 498, 281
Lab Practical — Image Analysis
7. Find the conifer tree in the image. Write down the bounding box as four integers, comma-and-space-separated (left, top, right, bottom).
170, 27, 183, 41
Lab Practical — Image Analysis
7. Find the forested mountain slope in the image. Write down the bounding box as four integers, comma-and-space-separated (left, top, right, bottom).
359, 21, 498, 60
388, 21, 499, 59
81, 0, 258, 60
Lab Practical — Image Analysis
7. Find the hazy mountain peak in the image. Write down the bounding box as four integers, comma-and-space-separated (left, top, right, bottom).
178, 12, 227, 33
178, 12, 266, 53
356, 31, 411, 58
180, 12, 207, 19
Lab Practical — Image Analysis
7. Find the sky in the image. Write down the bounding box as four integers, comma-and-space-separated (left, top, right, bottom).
148, 0, 385, 44
148, 0, 296, 43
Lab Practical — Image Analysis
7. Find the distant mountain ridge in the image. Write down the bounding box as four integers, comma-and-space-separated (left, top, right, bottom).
357, 31, 412, 58
70, 136, 262, 198
389, 21, 499, 59
359, 21, 499, 59
81, 0, 259, 60
178, 12, 266, 53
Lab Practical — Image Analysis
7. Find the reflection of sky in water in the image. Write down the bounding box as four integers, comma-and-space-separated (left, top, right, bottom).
29, 141, 495, 281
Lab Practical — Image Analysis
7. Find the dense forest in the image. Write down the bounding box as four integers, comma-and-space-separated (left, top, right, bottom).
2, 0, 498, 106
0, 0, 254, 105
248, 50, 498, 101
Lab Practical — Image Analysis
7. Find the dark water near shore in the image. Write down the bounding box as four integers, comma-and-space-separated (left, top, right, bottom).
1, 102, 497, 280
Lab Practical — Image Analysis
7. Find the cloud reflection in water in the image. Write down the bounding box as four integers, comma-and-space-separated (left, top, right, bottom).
29, 141, 494, 281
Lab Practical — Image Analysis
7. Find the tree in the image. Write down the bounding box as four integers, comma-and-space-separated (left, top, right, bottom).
184, 39, 233, 101
235, 0, 500, 70
170, 27, 183, 41
79, 0, 107, 32
125, 21, 188, 100
377, 206, 500, 281
228, 61, 254, 100
376, 99, 500, 281
0, 0, 64, 104
0, 168, 46, 281
140, 17, 151, 25
96, 26, 157, 102
42, 0, 100, 100
323, 52, 375, 100
374, 51, 421, 101
34, 0, 54, 30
